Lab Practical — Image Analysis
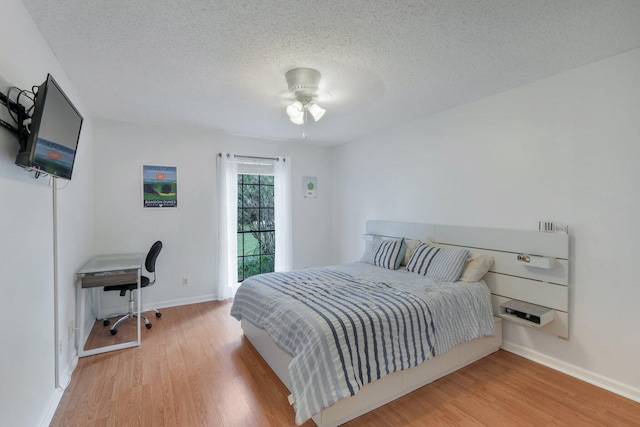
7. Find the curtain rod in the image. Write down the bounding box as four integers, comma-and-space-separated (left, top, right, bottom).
218, 153, 282, 162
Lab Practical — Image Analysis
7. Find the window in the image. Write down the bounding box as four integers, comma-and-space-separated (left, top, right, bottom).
217, 152, 291, 301
237, 174, 275, 281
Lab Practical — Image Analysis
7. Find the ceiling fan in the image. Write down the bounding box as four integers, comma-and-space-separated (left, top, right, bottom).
282, 68, 327, 125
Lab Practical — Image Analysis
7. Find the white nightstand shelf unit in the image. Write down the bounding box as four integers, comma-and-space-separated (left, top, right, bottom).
516, 254, 557, 269
499, 299, 555, 328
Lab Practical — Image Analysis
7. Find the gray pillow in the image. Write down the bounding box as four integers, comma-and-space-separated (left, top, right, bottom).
361, 237, 406, 270
406, 243, 468, 281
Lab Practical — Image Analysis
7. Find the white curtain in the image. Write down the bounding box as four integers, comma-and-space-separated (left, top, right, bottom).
274, 157, 293, 272
217, 153, 293, 300
216, 153, 239, 300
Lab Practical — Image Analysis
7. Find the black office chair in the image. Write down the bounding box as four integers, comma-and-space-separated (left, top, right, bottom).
103, 241, 163, 335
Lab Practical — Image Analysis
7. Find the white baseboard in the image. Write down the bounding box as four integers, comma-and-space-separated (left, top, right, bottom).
59, 354, 78, 389
142, 294, 217, 311
99, 295, 219, 322
40, 353, 78, 427
42, 353, 78, 426
39, 386, 64, 427
501, 341, 640, 403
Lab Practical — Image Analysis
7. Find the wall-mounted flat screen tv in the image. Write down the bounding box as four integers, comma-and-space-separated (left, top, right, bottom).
15, 74, 83, 180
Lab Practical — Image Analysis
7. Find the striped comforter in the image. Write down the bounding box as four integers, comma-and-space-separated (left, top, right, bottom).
230, 263, 495, 425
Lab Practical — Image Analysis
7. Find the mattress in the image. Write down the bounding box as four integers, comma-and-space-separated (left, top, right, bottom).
230, 262, 495, 425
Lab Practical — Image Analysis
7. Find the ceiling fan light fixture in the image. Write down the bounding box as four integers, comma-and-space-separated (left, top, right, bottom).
307, 103, 326, 121
285, 68, 321, 93
286, 101, 304, 124
289, 112, 304, 125
283, 68, 327, 128
286, 101, 303, 117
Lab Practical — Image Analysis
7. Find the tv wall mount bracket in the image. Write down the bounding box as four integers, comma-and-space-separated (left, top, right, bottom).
0, 90, 30, 152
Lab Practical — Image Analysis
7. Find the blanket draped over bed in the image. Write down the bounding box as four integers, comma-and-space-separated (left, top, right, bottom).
230, 263, 495, 425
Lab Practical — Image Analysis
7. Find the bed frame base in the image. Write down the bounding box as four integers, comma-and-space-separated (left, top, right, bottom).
241, 317, 502, 427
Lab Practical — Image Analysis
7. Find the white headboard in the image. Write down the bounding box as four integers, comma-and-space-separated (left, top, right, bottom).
365, 221, 570, 339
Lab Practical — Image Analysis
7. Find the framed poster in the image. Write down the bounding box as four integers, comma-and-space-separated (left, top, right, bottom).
303, 176, 317, 198
142, 165, 178, 208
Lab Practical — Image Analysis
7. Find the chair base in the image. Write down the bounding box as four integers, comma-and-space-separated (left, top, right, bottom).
102, 291, 161, 335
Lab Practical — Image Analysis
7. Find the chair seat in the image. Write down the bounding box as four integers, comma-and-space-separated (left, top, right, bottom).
104, 276, 150, 296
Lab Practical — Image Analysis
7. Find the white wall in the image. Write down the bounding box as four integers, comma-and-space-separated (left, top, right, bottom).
0, 1, 93, 426
332, 48, 640, 400
92, 119, 334, 311
55, 117, 93, 384
4, 1, 637, 421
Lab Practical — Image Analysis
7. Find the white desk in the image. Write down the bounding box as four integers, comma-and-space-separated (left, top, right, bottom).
76, 253, 144, 357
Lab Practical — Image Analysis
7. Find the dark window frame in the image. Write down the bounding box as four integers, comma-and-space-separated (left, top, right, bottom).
237, 174, 275, 282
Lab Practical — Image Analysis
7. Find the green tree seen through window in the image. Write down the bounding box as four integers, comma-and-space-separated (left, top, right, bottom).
237, 174, 275, 281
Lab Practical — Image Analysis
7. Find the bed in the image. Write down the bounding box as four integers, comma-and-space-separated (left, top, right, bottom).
230, 221, 569, 426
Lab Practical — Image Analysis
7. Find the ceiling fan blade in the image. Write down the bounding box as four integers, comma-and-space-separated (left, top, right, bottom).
277, 89, 296, 105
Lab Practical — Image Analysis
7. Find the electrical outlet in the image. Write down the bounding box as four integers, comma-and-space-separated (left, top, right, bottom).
182, 277, 188, 286
59, 341, 63, 354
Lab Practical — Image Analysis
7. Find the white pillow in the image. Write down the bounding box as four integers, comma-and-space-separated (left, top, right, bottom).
401, 239, 422, 266
459, 254, 494, 282
424, 237, 440, 246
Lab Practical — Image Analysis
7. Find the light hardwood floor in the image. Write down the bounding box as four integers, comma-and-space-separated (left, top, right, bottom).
52, 301, 640, 426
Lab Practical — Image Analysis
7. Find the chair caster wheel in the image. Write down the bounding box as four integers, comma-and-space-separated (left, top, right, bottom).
110, 329, 118, 335
103, 320, 110, 326
155, 312, 162, 318
146, 323, 152, 329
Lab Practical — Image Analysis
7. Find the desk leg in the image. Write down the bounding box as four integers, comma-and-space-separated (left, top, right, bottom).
136, 267, 141, 344
76, 280, 85, 355
92, 287, 102, 320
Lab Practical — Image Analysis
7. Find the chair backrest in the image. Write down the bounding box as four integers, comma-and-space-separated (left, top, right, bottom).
145, 241, 163, 284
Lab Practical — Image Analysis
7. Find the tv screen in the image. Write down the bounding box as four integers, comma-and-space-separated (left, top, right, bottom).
15, 74, 83, 180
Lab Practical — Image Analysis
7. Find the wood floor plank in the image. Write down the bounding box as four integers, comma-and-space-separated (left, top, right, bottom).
51, 301, 640, 426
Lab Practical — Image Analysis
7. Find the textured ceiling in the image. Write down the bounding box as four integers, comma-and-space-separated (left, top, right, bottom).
19, 0, 640, 145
